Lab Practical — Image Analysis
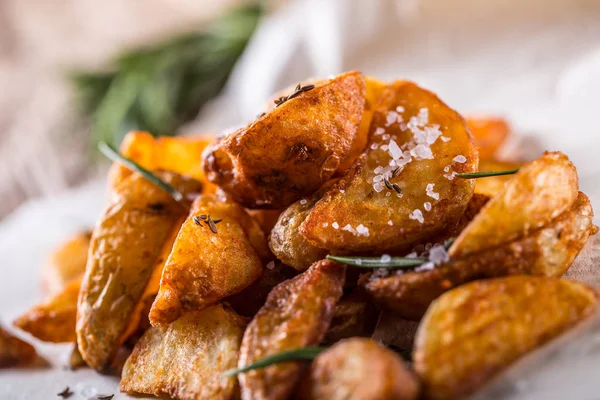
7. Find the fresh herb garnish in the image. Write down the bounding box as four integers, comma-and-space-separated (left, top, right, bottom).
274, 83, 316, 107
95, 395, 114, 400
98, 141, 184, 203
57, 387, 73, 398
207, 215, 219, 233
193, 216, 203, 226
384, 179, 402, 194
222, 347, 326, 377
193, 214, 221, 233
443, 237, 455, 249
326, 255, 427, 268
456, 168, 519, 179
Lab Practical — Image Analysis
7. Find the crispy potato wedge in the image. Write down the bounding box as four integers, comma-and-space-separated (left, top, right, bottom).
247, 208, 284, 236
68, 343, 87, 370
474, 159, 522, 197
366, 192, 595, 320
466, 117, 510, 159
0, 326, 39, 368
296, 337, 420, 400
149, 194, 269, 327
301, 80, 478, 253
450, 151, 578, 258
414, 276, 599, 400
121, 304, 246, 400
42, 230, 90, 294
238, 259, 345, 400
77, 172, 202, 370
14, 279, 80, 343
203, 71, 367, 209
323, 288, 378, 345
109, 131, 215, 191
227, 260, 297, 318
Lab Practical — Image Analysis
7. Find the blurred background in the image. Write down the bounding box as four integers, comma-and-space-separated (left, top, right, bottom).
0, 0, 599, 220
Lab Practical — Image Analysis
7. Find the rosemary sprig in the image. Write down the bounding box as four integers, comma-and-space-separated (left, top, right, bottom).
457, 168, 519, 179
98, 141, 183, 202
222, 347, 326, 377
326, 255, 426, 268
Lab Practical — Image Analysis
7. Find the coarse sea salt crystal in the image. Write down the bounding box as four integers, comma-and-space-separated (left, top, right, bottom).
409, 209, 424, 223
429, 244, 450, 264
406, 252, 418, 258
382, 134, 391, 140
417, 108, 429, 126
374, 127, 385, 135
441, 136, 451, 142
426, 183, 440, 200
356, 224, 370, 236
444, 172, 457, 180
415, 261, 435, 271
300, 199, 307, 205
386, 111, 399, 126
266, 261, 276, 270
444, 165, 450, 172
380, 254, 392, 263
396, 105, 405, 113
388, 140, 402, 159
374, 166, 383, 174
342, 224, 356, 234
322, 222, 329, 227
380, 144, 389, 151
387, 220, 393, 226
424, 201, 432, 211
453, 155, 467, 163
371, 143, 379, 150
332, 222, 340, 229
410, 144, 433, 160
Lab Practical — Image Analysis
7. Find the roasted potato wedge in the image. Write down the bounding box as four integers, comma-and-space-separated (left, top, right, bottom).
149, 194, 269, 327
323, 288, 378, 345
42, 230, 90, 294
121, 304, 246, 400
109, 131, 215, 191
450, 151, 578, 258
203, 71, 367, 209
248, 208, 284, 236
14, 279, 80, 343
296, 337, 420, 400
0, 326, 40, 368
474, 159, 522, 197
227, 260, 297, 318
77, 172, 202, 370
301, 80, 478, 253
466, 117, 510, 159
366, 192, 595, 320
414, 276, 599, 400
238, 259, 345, 400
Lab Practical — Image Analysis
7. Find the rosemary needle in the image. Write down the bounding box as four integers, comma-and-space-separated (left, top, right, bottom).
98, 141, 184, 202
222, 347, 326, 377
456, 168, 519, 179
326, 255, 427, 268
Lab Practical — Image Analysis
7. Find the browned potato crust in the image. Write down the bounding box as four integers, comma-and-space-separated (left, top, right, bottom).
238, 259, 345, 400
14, 279, 80, 343
365, 192, 595, 320
42, 230, 90, 294
474, 159, 522, 197
466, 117, 510, 159
227, 260, 297, 318
0, 326, 39, 368
77, 172, 202, 371
203, 71, 367, 209
121, 304, 246, 400
149, 194, 269, 327
109, 131, 216, 192
450, 151, 578, 258
247, 208, 284, 236
301, 80, 478, 253
296, 337, 420, 400
414, 276, 599, 400
323, 288, 378, 345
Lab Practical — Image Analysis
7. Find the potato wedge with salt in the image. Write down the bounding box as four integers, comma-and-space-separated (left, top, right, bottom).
77, 172, 202, 371
449, 151, 578, 258
414, 276, 598, 400
203, 71, 366, 209
238, 259, 345, 400
474, 158, 522, 197
296, 338, 420, 400
366, 191, 595, 320
149, 194, 269, 327
0, 326, 40, 368
466, 116, 510, 159
121, 304, 245, 400
301, 80, 478, 253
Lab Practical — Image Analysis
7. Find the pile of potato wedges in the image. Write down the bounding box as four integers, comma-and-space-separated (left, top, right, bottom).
8, 71, 598, 400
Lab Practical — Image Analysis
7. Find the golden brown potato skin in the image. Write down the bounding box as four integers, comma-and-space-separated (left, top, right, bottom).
474, 159, 522, 197
247, 208, 284, 236
204, 71, 367, 209
296, 338, 420, 400
14, 279, 80, 343
301, 80, 478, 253
42, 230, 90, 294
450, 151, 578, 258
238, 259, 345, 400
77, 172, 202, 371
323, 288, 378, 345
149, 194, 269, 327
414, 276, 599, 400
121, 304, 246, 400
466, 117, 510, 159
0, 326, 39, 368
365, 192, 595, 320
